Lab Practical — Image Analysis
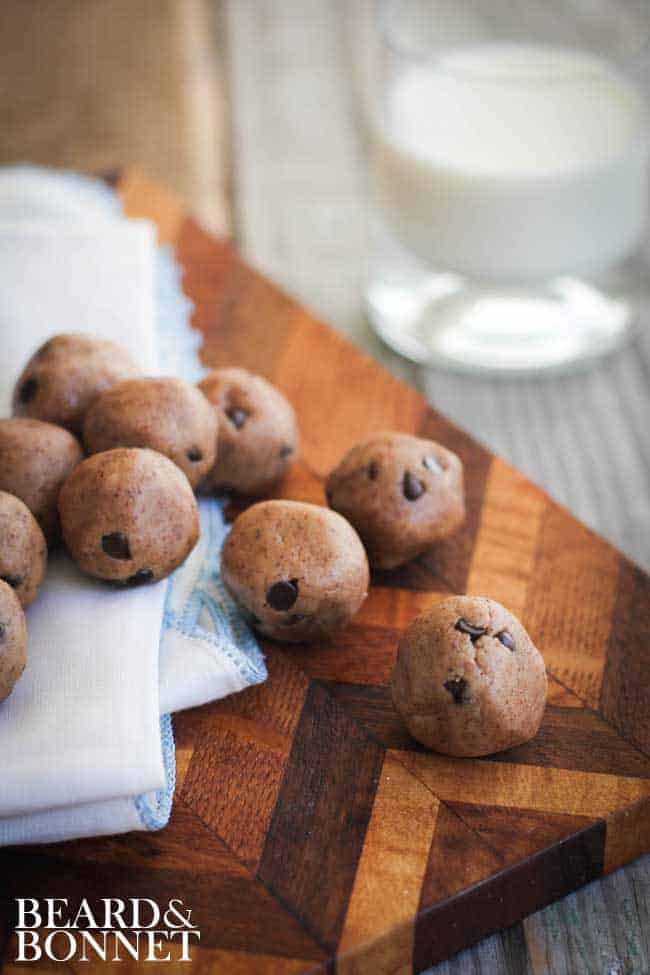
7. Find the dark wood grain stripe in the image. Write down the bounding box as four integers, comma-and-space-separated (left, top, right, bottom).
600, 558, 650, 757
418, 408, 493, 593
324, 684, 650, 780
258, 682, 384, 952
447, 802, 597, 865
413, 820, 605, 972
485, 705, 650, 778
0, 831, 329, 962
180, 651, 311, 871
418, 802, 506, 910
324, 681, 426, 752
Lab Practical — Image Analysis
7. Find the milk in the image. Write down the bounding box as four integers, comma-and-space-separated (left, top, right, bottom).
375, 44, 649, 282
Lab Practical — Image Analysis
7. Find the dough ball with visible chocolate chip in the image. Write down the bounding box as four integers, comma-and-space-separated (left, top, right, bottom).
198, 368, 298, 496
0, 580, 27, 703
221, 500, 369, 642
0, 418, 84, 545
13, 333, 141, 434
58, 448, 199, 586
391, 596, 547, 757
83, 377, 218, 490
0, 491, 47, 608
325, 431, 465, 570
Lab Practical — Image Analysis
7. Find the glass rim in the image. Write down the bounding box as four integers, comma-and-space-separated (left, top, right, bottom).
376, 0, 650, 79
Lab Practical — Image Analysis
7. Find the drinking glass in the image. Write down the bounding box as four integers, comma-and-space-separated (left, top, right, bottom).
366, 0, 650, 375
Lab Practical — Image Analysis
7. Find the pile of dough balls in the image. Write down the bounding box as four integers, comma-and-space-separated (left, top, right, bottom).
1, 331, 547, 758
0, 334, 303, 704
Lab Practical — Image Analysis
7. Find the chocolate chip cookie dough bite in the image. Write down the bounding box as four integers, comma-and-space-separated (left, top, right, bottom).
13, 333, 141, 435
391, 596, 547, 757
221, 500, 369, 642
0, 418, 84, 545
325, 431, 465, 570
0, 491, 47, 608
0, 580, 27, 703
83, 377, 218, 490
58, 448, 199, 586
198, 368, 298, 496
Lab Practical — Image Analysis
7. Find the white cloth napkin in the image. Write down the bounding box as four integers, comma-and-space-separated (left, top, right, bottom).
0, 168, 266, 845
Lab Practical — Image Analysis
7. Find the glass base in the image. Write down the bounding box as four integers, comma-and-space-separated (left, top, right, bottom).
367, 228, 644, 376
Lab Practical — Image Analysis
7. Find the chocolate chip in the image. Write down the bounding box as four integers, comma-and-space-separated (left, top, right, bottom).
367, 460, 379, 480
1, 575, 22, 589
497, 630, 516, 651
444, 677, 471, 704
102, 532, 131, 560
403, 471, 425, 501
126, 568, 154, 586
226, 407, 248, 430
266, 579, 298, 611
18, 377, 38, 403
423, 455, 443, 474
186, 446, 203, 462
0, 622, 5, 642
279, 444, 294, 460
455, 618, 487, 641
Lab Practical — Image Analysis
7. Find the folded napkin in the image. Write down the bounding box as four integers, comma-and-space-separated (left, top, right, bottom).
0, 167, 266, 845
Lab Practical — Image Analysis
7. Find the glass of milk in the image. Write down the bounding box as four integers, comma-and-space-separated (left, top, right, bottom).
367, 0, 650, 374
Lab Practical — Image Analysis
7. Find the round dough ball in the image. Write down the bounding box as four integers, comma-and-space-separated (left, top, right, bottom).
0, 580, 27, 703
0, 491, 47, 608
391, 596, 547, 757
13, 333, 141, 434
83, 377, 218, 490
198, 368, 298, 496
326, 431, 465, 570
221, 500, 369, 642
59, 448, 199, 585
0, 418, 84, 545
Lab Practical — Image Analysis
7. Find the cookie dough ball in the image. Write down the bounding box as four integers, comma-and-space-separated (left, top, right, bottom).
198, 368, 298, 496
392, 596, 547, 757
83, 377, 218, 490
13, 333, 141, 434
0, 492, 47, 608
59, 448, 199, 586
326, 431, 465, 570
221, 500, 369, 642
0, 418, 84, 545
0, 580, 27, 703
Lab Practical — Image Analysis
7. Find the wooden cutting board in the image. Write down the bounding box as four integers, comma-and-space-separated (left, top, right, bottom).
1, 171, 649, 974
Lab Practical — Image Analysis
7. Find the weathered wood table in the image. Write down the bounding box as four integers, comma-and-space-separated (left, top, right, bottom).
1, 2, 648, 972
